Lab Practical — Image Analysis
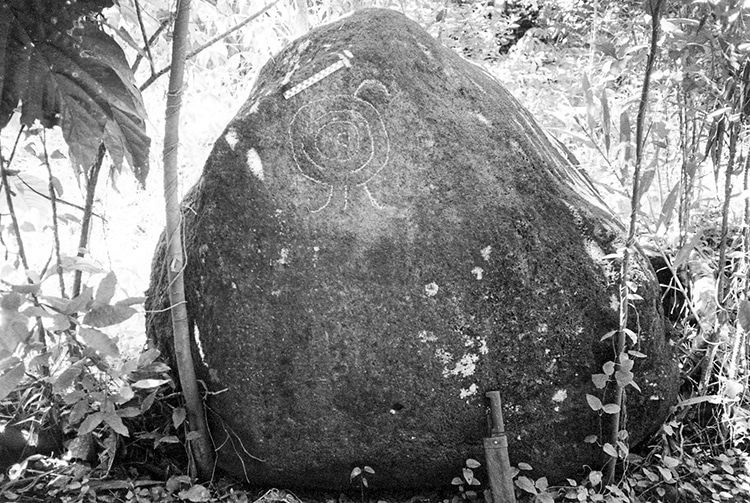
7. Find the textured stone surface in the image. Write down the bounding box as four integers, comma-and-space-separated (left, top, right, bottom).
146, 8, 679, 490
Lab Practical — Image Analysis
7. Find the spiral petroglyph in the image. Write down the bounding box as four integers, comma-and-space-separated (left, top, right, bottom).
289, 94, 389, 213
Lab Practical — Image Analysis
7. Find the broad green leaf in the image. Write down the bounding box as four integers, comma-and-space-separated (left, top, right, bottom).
462, 467, 474, 484
60, 256, 105, 274
586, 394, 602, 411
602, 361, 615, 375
465, 458, 481, 468
132, 378, 170, 389
738, 300, 750, 332
514, 475, 537, 495
350, 467, 362, 479
0, 6, 150, 184
79, 327, 119, 357
451, 477, 463, 485
95, 272, 117, 305
53, 365, 83, 393
65, 287, 94, 314
363, 465, 375, 474
78, 412, 104, 435
141, 389, 158, 413
0, 300, 30, 355
662, 456, 679, 468
518, 462, 533, 470
643, 468, 658, 482
615, 370, 634, 388
591, 373, 608, 389
116, 407, 140, 418
657, 466, 673, 482
10, 283, 40, 295
185, 431, 202, 441
656, 181, 680, 232
83, 304, 135, 328
1, 292, 22, 311
589, 470, 603, 486
103, 410, 129, 436
535, 476, 549, 491
155, 435, 180, 447
0, 357, 25, 401
602, 403, 621, 414
172, 407, 187, 428
600, 330, 616, 341
602, 443, 618, 458
116, 296, 146, 307
584, 435, 597, 443
178, 484, 211, 503
676, 395, 722, 407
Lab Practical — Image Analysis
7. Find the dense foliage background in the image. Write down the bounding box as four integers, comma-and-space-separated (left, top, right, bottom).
1, 0, 750, 501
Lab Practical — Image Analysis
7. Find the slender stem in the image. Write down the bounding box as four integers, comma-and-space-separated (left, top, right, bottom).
0, 152, 30, 271
717, 122, 738, 305
605, 0, 664, 484
163, 0, 215, 481
139, 0, 281, 91
133, 0, 157, 75
42, 130, 66, 297
72, 143, 106, 299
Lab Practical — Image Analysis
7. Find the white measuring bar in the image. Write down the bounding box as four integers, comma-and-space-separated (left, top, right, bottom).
283, 50, 354, 100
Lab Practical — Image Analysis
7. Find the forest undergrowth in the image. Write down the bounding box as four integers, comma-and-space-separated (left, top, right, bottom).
1, 0, 750, 502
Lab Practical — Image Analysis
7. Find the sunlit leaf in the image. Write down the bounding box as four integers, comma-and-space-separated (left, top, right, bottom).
661, 455, 679, 468
103, 410, 129, 436
602, 403, 621, 414
518, 462, 533, 470
173, 407, 187, 428
584, 435, 597, 443
116, 407, 140, 418
514, 475, 537, 495
60, 256, 105, 274
615, 370, 633, 388
602, 443, 618, 458
586, 394, 602, 411
79, 327, 119, 357
350, 467, 362, 479
463, 468, 474, 484
95, 272, 117, 305
83, 304, 136, 328
178, 484, 211, 503
589, 470, 602, 486
52, 365, 83, 393
141, 389, 158, 413
78, 412, 104, 435
592, 373, 608, 389
465, 458, 481, 468
0, 357, 25, 401
132, 378, 170, 389
602, 361, 615, 375
657, 466, 673, 482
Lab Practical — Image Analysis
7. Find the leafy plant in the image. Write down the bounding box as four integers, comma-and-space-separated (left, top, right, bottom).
350, 465, 375, 502
450, 458, 481, 502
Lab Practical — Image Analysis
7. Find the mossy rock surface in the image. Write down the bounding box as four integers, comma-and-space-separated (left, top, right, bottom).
146, 8, 679, 490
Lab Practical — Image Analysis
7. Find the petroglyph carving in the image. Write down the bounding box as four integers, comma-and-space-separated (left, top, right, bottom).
289, 84, 390, 213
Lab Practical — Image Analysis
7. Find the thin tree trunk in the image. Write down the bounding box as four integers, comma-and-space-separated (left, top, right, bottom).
162, 0, 215, 481
605, 0, 664, 484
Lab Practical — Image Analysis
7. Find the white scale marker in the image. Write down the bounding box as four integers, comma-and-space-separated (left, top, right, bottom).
283, 50, 354, 99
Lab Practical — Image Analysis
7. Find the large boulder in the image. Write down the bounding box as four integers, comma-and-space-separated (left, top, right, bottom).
146, 8, 679, 489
